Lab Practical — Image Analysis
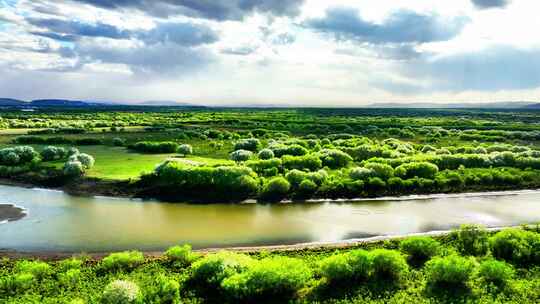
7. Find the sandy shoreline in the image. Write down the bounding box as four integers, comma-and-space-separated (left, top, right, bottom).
0, 204, 26, 222
0, 226, 520, 261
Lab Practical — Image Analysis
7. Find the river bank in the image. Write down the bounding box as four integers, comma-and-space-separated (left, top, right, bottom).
0, 225, 530, 261
2, 171, 540, 203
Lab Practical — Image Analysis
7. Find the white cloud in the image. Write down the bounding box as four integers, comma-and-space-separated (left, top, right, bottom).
0, 0, 539, 105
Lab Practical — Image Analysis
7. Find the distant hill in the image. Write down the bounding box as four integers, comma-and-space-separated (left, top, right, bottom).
366, 102, 536, 109
137, 100, 199, 107
0, 98, 112, 108
365, 102, 536, 109
30, 99, 101, 107
0, 98, 538, 109
0, 98, 25, 106
524, 103, 540, 109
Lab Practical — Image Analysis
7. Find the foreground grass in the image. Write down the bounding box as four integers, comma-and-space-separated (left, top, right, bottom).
2, 226, 540, 303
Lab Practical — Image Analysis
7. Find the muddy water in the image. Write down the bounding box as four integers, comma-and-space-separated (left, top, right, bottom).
0, 185, 539, 252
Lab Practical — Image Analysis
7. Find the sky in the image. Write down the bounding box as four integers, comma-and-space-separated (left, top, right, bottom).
0, 0, 539, 106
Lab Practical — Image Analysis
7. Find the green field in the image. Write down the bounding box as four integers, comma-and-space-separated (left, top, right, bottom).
1, 108, 540, 201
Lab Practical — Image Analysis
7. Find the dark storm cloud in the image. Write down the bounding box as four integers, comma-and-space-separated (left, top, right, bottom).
375, 46, 540, 93
29, 31, 79, 42
138, 22, 218, 46
414, 46, 540, 91
73, 42, 216, 75
304, 7, 469, 44
27, 17, 219, 46
69, 0, 305, 20
471, 0, 510, 9
26, 18, 131, 40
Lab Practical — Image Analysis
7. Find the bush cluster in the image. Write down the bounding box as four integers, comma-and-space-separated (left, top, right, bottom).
101, 251, 144, 272
130, 141, 179, 153
153, 162, 259, 200
0, 146, 39, 166
319, 249, 408, 285
234, 138, 261, 152
165, 244, 198, 267
489, 228, 540, 265
221, 256, 312, 302
425, 255, 476, 288
400, 236, 440, 265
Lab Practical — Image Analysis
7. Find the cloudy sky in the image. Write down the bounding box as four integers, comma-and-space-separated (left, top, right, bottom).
1, 0, 539, 106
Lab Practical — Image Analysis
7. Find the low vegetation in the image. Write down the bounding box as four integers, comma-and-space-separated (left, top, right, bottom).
2, 226, 540, 303
0, 108, 539, 201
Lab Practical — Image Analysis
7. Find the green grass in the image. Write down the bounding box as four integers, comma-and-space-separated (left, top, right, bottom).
71, 146, 233, 180
0, 141, 235, 180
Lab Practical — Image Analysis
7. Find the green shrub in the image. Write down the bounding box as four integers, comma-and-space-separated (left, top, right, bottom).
63, 161, 85, 177
165, 244, 198, 267
41, 146, 66, 161
154, 163, 259, 200
69, 153, 95, 169
58, 258, 83, 272
131, 141, 178, 153
234, 138, 261, 152
270, 144, 308, 157
425, 255, 476, 288
112, 137, 125, 146
282, 154, 322, 171
59, 269, 81, 288
452, 224, 489, 256
348, 249, 373, 280
145, 275, 180, 304
258, 148, 275, 160
395, 162, 439, 179
400, 236, 440, 265
101, 280, 142, 304
349, 167, 374, 180
364, 162, 394, 180
101, 251, 144, 272
230, 149, 253, 162
0, 273, 35, 295
318, 250, 372, 284
259, 177, 290, 202
477, 259, 514, 286
370, 249, 408, 282
319, 149, 353, 169
221, 256, 312, 302
489, 228, 540, 265
177, 144, 193, 156
67, 147, 80, 156
318, 254, 353, 284
297, 179, 318, 198
15, 260, 52, 279
190, 251, 253, 291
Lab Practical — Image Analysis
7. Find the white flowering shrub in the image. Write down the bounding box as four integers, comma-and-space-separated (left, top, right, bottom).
63, 161, 85, 177
69, 153, 95, 169
101, 280, 141, 304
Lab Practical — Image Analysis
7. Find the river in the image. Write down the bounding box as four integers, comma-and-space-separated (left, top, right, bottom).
1, 185, 539, 252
